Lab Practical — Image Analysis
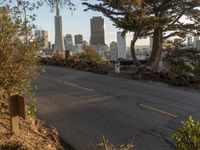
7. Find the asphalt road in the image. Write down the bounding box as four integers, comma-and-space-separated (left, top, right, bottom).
34, 66, 200, 150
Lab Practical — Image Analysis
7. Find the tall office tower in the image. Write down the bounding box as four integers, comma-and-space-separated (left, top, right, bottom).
41, 30, 48, 49
90, 17, 105, 45
64, 34, 73, 50
194, 36, 199, 48
35, 29, 48, 49
110, 41, 118, 61
74, 34, 83, 45
187, 36, 193, 47
54, 0, 65, 52
117, 32, 126, 59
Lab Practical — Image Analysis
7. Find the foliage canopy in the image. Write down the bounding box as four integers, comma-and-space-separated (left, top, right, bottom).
0, 6, 39, 97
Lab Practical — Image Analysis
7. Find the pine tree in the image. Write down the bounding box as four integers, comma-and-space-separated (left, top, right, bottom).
83, 0, 200, 70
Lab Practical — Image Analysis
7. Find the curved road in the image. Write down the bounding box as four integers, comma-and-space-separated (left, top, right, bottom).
35, 66, 200, 150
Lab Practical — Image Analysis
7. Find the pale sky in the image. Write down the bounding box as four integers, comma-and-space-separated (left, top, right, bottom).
34, 0, 149, 46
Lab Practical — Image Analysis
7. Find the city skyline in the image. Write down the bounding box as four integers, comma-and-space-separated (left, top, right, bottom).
34, 2, 149, 46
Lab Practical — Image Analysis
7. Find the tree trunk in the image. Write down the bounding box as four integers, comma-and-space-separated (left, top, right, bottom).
131, 33, 141, 67
148, 27, 163, 70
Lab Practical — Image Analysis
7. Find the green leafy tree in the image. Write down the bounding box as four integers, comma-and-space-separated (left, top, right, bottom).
172, 116, 200, 150
83, 0, 200, 70
0, 6, 40, 98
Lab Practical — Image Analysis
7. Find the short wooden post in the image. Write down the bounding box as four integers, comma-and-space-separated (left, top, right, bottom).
9, 95, 25, 134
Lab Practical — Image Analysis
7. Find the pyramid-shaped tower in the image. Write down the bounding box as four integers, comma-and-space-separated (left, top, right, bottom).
54, 1, 65, 53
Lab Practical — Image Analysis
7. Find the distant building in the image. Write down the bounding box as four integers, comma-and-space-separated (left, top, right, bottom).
117, 32, 126, 59
135, 46, 151, 60
73, 44, 83, 53
82, 40, 89, 49
194, 36, 199, 48
110, 41, 117, 61
54, 1, 65, 52
126, 47, 132, 60
64, 34, 73, 51
90, 17, 105, 45
92, 44, 108, 60
35, 29, 48, 50
74, 34, 83, 45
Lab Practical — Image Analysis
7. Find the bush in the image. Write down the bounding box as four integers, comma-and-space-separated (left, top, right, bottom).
172, 116, 200, 150
0, 6, 40, 98
97, 136, 134, 150
164, 48, 200, 75
71, 46, 104, 63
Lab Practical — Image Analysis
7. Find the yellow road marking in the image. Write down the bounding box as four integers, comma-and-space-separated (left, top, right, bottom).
44, 77, 94, 92
139, 103, 178, 118
63, 81, 94, 92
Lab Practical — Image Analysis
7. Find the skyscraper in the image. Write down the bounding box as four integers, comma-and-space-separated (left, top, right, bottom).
54, 1, 65, 52
35, 29, 48, 49
110, 41, 117, 61
90, 17, 105, 45
117, 32, 126, 59
74, 34, 83, 45
41, 30, 48, 49
64, 34, 73, 51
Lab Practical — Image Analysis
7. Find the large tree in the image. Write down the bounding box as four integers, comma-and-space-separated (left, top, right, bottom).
83, 0, 200, 70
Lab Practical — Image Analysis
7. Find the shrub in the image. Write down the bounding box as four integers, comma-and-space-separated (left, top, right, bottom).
71, 46, 104, 63
0, 6, 40, 99
164, 48, 200, 75
97, 136, 134, 150
172, 116, 200, 150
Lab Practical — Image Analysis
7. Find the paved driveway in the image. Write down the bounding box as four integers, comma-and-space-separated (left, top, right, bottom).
34, 66, 200, 150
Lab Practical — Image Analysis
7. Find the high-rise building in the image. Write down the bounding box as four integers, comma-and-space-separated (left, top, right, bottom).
117, 32, 126, 59
90, 17, 105, 45
74, 34, 83, 45
54, 1, 65, 52
194, 36, 199, 48
35, 29, 48, 49
64, 34, 73, 51
110, 41, 117, 61
41, 30, 48, 49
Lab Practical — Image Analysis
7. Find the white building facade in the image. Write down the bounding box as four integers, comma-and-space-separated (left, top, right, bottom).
64, 34, 73, 51
117, 32, 126, 59
110, 41, 118, 61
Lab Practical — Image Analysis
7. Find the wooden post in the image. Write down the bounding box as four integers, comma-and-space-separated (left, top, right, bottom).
9, 95, 25, 134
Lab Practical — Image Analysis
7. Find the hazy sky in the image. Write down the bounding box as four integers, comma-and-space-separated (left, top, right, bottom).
34, 0, 149, 46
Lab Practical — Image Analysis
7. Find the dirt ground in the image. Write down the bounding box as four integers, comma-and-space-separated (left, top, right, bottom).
0, 101, 67, 150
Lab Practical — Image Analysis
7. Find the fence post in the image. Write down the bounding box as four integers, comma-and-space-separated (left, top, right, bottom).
9, 95, 25, 134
